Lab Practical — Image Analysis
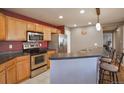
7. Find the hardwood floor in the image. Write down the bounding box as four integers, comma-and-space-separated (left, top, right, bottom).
118, 66, 124, 84
100, 66, 124, 84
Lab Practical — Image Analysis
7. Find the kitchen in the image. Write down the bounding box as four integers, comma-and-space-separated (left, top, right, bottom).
0, 8, 124, 84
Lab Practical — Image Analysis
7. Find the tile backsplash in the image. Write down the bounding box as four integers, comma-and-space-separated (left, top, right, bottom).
0, 41, 48, 53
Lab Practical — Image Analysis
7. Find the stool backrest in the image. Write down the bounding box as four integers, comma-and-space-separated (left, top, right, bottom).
111, 49, 116, 60
116, 53, 124, 71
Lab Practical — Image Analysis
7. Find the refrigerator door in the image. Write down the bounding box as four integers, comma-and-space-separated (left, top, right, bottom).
58, 34, 67, 53
48, 34, 59, 51
48, 34, 67, 53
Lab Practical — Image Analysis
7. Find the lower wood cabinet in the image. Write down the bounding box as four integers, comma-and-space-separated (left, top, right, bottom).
0, 55, 30, 84
47, 50, 56, 68
6, 64, 17, 84
0, 70, 6, 84
16, 56, 30, 82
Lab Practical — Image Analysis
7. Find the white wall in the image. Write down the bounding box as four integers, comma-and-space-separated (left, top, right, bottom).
70, 26, 103, 53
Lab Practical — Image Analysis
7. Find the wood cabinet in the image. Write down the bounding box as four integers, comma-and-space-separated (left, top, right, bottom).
0, 55, 30, 84
0, 13, 6, 40
43, 25, 51, 41
0, 13, 60, 41
6, 16, 27, 41
16, 55, 30, 82
47, 50, 56, 68
6, 64, 16, 84
0, 71, 6, 84
51, 27, 57, 33
0, 63, 6, 84
27, 22, 36, 31
15, 19, 27, 41
36, 24, 43, 32
6, 59, 16, 84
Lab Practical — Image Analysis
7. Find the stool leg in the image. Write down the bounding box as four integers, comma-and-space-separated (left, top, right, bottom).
109, 72, 111, 83
115, 72, 119, 84
99, 69, 102, 84
102, 70, 105, 84
112, 72, 115, 84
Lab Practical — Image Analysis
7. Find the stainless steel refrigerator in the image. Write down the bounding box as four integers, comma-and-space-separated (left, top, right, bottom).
48, 34, 67, 53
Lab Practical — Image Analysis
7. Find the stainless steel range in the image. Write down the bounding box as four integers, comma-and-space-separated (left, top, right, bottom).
23, 42, 47, 78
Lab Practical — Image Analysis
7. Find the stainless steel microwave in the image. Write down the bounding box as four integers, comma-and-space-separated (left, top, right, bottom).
27, 31, 43, 42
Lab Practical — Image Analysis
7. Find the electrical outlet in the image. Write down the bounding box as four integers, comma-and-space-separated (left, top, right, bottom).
40, 44, 42, 47
9, 44, 13, 49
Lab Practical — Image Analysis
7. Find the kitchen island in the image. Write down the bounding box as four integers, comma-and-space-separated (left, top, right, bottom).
50, 48, 104, 84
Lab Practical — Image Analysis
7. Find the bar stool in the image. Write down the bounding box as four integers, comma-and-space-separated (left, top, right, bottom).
99, 53, 124, 84
101, 49, 116, 64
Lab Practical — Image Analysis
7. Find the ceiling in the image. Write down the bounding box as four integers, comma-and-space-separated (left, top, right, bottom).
5, 8, 124, 27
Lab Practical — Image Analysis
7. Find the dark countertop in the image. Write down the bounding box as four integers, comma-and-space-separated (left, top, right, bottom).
0, 51, 29, 65
50, 48, 106, 60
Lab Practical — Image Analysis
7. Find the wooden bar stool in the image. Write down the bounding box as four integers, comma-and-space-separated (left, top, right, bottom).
101, 49, 116, 64
99, 53, 124, 84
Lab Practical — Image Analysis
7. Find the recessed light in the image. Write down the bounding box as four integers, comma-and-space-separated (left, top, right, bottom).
88, 22, 92, 25
80, 9, 85, 14
74, 24, 77, 27
58, 16, 63, 19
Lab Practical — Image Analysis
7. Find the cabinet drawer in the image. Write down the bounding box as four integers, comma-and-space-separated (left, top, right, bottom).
16, 55, 30, 61
5, 58, 16, 68
0, 63, 5, 72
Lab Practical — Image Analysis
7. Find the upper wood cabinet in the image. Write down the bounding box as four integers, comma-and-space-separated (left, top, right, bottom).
36, 24, 43, 32
15, 19, 27, 41
27, 22, 36, 31
43, 25, 51, 41
6, 17, 27, 41
0, 13, 6, 40
0, 13, 60, 41
51, 27, 57, 33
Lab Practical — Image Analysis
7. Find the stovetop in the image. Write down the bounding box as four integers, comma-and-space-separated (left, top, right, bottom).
23, 48, 47, 56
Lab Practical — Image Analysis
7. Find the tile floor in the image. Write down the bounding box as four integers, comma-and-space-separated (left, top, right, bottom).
21, 70, 50, 84
21, 67, 124, 84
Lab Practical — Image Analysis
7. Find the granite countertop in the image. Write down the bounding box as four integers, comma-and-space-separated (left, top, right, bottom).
50, 48, 106, 60
0, 52, 29, 65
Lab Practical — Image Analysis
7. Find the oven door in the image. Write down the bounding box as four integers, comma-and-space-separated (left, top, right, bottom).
31, 53, 47, 70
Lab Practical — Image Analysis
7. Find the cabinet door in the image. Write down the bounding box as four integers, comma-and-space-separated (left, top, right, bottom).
6, 64, 16, 84
0, 13, 6, 40
51, 27, 57, 33
0, 70, 6, 84
27, 22, 36, 31
36, 24, 43, 32
16, 60, 30, 82
15, 19, 27, 41
43, 26, 51, 41
6, 17, 17, 40
6, 17, 27, 41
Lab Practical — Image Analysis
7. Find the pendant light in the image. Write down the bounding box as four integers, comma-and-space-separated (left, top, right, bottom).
96, 8, 101, 31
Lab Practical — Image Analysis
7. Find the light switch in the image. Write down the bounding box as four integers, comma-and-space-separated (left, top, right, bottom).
9, 44, 13, 49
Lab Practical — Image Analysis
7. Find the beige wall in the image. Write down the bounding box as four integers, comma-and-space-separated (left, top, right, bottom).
114, 26, 123, 53
70, 26, 103, 53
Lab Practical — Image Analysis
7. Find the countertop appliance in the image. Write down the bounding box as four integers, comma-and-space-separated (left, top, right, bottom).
27, 31, 43, 42
48, 34, 67, 53
23, 42, 47, 78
